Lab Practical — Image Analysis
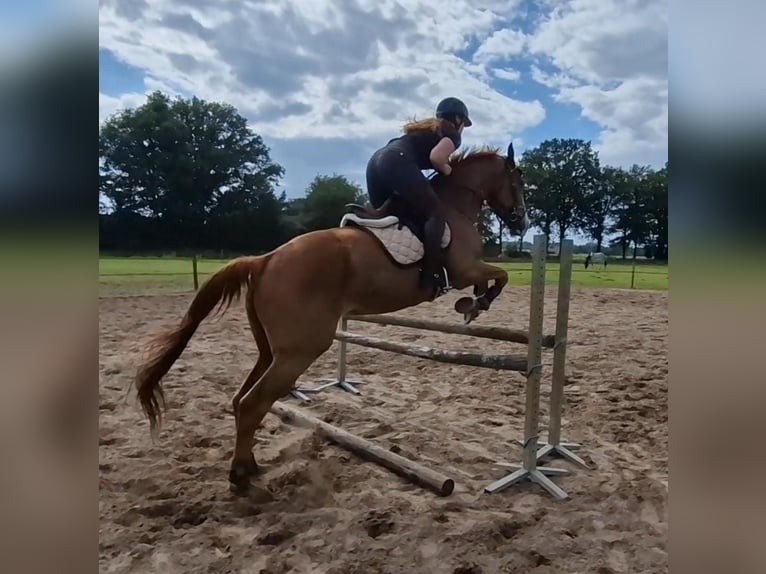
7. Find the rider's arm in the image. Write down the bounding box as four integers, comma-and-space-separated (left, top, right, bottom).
429, 137, 455, 175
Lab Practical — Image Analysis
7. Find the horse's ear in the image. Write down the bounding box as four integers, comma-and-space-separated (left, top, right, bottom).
506, 142, 515, 164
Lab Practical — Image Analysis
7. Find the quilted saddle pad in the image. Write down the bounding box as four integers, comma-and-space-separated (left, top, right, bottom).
339, 213, 451, 266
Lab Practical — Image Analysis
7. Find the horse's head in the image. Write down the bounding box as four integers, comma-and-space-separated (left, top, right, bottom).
486, 142, 530, 236
437, 143, 529, 236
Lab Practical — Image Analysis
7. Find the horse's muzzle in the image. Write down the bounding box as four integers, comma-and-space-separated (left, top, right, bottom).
503, 208, 530, 236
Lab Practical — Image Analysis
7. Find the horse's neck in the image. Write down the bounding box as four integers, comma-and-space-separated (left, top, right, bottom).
436, 167, 491, 223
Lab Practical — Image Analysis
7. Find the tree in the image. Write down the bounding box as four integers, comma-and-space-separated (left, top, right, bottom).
281, 197, 310, 237
609, 165, 653, 259
302, 174, 365, 231
519, 155, 555, 247
520, 138, 600, 253
579, 166, 629, 252
99, 90, 285, 251
645, 163, 668, 260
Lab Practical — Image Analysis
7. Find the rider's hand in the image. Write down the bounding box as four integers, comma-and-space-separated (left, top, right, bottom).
441, 164, 452, 176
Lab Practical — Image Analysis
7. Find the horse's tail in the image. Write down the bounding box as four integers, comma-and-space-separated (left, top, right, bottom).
135, 255, 268, 434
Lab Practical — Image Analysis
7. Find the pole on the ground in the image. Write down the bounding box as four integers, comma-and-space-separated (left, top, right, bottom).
270, 401, 455, 496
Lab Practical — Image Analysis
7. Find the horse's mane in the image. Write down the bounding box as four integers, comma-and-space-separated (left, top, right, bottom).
448, 145, 502, 166
430, 145, 503, 190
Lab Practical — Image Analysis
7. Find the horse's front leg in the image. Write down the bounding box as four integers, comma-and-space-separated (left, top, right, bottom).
473, 281, 489, 297
454, 262, 509, 323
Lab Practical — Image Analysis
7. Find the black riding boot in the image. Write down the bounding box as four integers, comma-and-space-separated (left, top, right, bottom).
419, 214, 449, 296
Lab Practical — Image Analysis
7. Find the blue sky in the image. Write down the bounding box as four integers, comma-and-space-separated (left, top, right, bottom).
98, 0, 667, 204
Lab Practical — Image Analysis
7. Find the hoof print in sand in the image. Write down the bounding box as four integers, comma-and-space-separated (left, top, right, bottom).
527, 550, 552, 567
362, 510, 395, 539
497, 520, 525, 539
454, 564, 482, 574
257, 529, 295, 546
172, 505, 210, 528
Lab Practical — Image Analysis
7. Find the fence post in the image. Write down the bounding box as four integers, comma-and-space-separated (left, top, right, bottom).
192, 255, 199, 290
536, 239, 587, 468
548, 238, 571, 447
484, 234, 569, 500
336, 317, 349, 386
630, 244, 637, 289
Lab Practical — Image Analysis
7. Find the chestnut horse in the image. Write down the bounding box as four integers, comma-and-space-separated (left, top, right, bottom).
134, 142, 529, 492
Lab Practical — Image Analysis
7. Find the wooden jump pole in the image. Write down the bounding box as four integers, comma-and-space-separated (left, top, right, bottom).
333, 331, 528, 371
294, 325, 528, 396
483, 234, 569, 500
297, 279, 555, 398
269, 401, 455, 497
346, 313, 556, 348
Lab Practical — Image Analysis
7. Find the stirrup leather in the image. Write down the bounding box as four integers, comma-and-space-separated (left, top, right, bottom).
434, 266, 453, 295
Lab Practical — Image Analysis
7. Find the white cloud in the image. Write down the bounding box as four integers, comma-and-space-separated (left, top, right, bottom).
492, 67, 521, 82
529, 64, 578, 89
98, 0, 545, 145
98, 0, 668, 188
527, 0, 666, 84
99, 91, 151, 124
526, 0, 668, 167
555, 76, 667, 166
474, 29, 527, 64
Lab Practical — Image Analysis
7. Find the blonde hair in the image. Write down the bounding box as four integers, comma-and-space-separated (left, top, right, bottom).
402, 116, 446, 134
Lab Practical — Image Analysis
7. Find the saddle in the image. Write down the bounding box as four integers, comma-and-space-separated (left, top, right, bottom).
340, 200, 451, 267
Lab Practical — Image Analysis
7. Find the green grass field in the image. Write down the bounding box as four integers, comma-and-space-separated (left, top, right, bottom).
495, 259, 668, 290
100, 255, 668, 293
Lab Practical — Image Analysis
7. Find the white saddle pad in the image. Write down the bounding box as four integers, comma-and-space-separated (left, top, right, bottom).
340, 213, 451, 266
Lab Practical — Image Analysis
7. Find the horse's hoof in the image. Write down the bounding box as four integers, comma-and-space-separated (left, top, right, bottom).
244, 456, 259, 476
246, 485, 274, 504
463, 305, 481, 324
464, 311, 480, 324
229, 480, 251, 496
229, 457, 258, 493
454, 297, 475, 314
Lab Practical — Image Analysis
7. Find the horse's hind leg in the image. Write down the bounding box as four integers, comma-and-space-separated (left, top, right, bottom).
228, 232, 348, 492
229, 290, 273, 478
233, 290, 272, 415
228, 321, 336, 492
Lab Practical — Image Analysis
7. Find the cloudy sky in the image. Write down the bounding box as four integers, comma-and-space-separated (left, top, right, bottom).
99, 0, 668, 198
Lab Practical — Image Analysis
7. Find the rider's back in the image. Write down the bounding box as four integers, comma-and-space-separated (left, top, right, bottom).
386, 118, 462, 170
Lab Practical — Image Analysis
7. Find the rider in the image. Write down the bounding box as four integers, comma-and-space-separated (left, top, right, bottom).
365, 97, 472, 298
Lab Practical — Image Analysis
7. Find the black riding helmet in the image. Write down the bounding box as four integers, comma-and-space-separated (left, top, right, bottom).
435, 97, 472, 127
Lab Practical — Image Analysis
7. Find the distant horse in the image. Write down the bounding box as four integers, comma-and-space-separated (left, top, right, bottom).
134, 142, 529, 493
585, 252, 608, 270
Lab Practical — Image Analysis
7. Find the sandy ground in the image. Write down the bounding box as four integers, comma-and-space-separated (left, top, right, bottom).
99, 285, 667, 574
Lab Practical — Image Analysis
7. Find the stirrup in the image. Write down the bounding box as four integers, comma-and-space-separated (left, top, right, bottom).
435, 266, 452, 295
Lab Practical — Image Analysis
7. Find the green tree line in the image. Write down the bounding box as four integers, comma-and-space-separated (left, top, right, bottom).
99, 91, 667, 260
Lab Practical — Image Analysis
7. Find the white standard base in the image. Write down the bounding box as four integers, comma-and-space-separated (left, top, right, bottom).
514, 439, 589, 469
484, 463, 570, 499
292, 378, 368, 401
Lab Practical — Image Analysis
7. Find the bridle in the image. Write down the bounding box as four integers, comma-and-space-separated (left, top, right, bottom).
430, 164, 527, 227
504, 165, 527, 228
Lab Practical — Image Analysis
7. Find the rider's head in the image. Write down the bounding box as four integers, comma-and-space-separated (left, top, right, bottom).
435, 97, 472, 133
